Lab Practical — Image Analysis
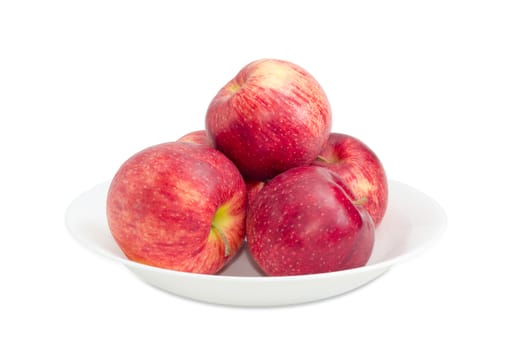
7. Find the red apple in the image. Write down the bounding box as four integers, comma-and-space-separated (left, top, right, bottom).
176, 130, 212, 147
246, 166, 375, 276
205, 58, 332, 181
106, 142, 247, 274
312, 133, 388, 227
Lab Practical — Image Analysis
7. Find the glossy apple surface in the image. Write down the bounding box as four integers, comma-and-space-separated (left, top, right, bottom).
206, 58, 332, 180
246, 166, 375, 276
106, 142, 247, 274
313, 133, 388, 226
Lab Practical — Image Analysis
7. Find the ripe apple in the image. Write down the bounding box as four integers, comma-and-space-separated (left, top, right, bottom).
246, 166, 375, 276
106, 142, 247, 274
312, 133, 388, 227
205, 58, 332, 181
176, 130, 212, 147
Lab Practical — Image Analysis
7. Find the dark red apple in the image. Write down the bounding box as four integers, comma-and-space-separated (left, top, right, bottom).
205, 58, 332, 181
312, 133, 388, 227
246, 166, 375, 276
106, 142, 247, 274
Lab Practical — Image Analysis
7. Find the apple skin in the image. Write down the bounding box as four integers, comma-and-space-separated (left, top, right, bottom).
312, 133, 388, 227
246, 180, 266, 206
246, 166, 375, 276
205, 58, 332, 181
106, 142, 247, 274
176, 130, 212, 147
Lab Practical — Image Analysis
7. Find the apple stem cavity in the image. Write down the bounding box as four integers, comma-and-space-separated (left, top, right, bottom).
211, 224, 231, 257
316, 155, 330, 163
316, 155, 341, 164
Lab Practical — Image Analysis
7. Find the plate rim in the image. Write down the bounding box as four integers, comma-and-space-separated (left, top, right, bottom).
65, 179, 447, 283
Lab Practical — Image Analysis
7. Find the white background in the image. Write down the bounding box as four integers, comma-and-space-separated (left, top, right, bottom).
1, 0, 511, 348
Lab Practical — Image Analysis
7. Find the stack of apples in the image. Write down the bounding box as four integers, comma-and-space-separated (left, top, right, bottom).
106, 59, 388, 276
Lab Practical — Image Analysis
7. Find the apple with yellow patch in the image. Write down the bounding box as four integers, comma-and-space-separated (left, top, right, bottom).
106, 142, 247, 274
313, 133, 388, 227
206, 58, 332, 181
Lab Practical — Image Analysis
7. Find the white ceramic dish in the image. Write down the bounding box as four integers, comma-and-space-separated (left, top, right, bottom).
65, 180, 446, 307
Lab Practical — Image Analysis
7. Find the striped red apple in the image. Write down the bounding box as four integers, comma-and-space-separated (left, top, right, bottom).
313, 133, 388, 227
205, 58, 332, 181
106, 142, 247, 274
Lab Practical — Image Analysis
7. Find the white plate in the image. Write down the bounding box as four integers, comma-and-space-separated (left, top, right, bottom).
65, 180, 446, 307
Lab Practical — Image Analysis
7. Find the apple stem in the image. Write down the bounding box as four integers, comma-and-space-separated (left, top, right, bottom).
211, 224, 231, 257
316, 155, 329, 163
352, 196, 368, 206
